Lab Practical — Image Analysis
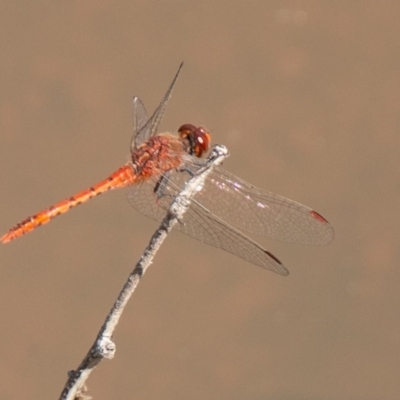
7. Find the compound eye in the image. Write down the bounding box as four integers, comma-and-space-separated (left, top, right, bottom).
178, 124, 197, 138
178, 124, 211, 157
192, 126, 211, 157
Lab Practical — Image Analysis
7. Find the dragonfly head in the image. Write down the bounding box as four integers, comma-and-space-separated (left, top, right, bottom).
178, 124, 211, 157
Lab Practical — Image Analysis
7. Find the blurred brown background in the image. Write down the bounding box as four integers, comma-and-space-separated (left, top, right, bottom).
1, 2, 399, 399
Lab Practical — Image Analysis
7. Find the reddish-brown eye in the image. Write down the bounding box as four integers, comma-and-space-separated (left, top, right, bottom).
178, 124, 197, 138
178, 124, 211, 157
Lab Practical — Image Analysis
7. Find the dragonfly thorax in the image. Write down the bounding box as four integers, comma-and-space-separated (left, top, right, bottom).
131, 134, 186, 179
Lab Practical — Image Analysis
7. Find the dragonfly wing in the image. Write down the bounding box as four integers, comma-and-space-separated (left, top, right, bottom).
188, 166, 334, 245
128, 177, 170, 223
175, 202, 289, 275
132, 63, 184, 149
127, 173, 288, 275
131, 96, 148, 149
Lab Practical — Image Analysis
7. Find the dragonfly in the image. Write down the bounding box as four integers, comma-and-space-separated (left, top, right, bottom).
1, 63, 334, 275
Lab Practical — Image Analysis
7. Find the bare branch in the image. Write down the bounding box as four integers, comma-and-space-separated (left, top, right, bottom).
59, 144, 229, 400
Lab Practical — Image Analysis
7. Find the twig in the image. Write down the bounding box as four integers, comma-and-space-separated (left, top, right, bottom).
59, 144, 229, 400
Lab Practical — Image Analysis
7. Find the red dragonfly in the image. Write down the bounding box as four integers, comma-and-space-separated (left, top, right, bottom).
1, 64, 334, 275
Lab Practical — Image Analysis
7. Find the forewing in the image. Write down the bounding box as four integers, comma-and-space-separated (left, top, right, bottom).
132, 63, 184, 149
131, 96, 149, 149
192, 166, 334, 245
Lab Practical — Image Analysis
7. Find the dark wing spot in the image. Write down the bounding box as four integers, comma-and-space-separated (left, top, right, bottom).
265, 250, 282, 265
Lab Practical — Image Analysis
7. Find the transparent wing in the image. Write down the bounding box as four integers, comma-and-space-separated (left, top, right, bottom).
193, 167, 334, 245
131, 96, 148, 148
176, 201, 289, 275
131, 62, 184, 150
128, 175, 289, 275
128, 157, 333, 246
